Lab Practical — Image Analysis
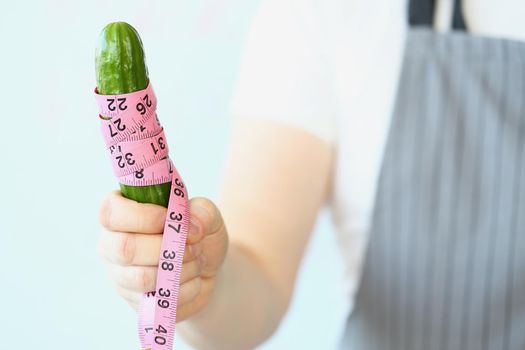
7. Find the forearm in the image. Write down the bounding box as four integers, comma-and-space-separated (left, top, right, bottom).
177, 242, 287, 350
176, 118, 333, 348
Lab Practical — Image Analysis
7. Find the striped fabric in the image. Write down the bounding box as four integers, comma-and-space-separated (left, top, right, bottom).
340, 28, 525, 350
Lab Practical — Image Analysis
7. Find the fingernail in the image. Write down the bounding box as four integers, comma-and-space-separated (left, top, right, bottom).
189, 243, 202, 258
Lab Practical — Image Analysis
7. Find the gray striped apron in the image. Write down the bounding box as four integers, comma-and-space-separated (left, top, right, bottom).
340, 1, 525, 349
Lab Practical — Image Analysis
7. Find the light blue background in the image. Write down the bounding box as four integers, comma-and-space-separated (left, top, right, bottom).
0, 1, 348, 348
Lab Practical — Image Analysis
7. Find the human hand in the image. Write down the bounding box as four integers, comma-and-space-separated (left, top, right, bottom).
97, 190, 228, 321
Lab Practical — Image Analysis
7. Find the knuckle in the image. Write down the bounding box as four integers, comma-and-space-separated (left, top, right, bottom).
135, 268, 151, 292
116, 233, 135, 265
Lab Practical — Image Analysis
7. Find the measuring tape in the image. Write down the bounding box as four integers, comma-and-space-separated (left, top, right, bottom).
95, 82, 189, 350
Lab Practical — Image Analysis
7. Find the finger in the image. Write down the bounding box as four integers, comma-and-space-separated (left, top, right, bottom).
180, 259, 202, 284
186, 198, 228, 278
108, 264, 157, 292
98, 228, 162, 266
177, 277, 202, 306
97, 228, 201, 266
115, 284, 141, 311
186, 197, 225, 245
99, 190, 167, 233
176, 277, 215, 322
108, 259, 202, 293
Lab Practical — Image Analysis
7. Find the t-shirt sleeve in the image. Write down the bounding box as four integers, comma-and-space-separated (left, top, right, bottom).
230, 0, 337, 144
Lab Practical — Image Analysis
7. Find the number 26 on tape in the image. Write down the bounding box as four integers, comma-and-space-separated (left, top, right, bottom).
136, 93, 153, 116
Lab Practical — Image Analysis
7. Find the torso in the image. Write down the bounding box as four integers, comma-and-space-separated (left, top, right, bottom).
336, 0, 525, 348
324, 0, 525, 303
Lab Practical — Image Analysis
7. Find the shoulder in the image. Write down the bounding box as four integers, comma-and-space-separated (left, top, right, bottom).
230, 0, 406, 145
230, 0, 340, 144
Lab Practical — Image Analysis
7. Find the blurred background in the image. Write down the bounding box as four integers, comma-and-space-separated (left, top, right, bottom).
0, 1, 347, 349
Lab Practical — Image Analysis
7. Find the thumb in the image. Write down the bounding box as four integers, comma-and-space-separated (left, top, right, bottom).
187, 197, 226, 244
186, 197, 228, 277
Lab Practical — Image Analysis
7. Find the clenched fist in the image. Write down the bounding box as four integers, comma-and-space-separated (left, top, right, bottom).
97, 190, 229, 321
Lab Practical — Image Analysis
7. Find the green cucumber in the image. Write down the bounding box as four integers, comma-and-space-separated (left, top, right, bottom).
96, 22, 171, 207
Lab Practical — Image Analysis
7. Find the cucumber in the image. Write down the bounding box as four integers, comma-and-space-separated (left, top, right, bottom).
96, 22, 171, 207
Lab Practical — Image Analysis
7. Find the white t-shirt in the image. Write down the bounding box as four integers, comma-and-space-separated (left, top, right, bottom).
231, 0, 525, 305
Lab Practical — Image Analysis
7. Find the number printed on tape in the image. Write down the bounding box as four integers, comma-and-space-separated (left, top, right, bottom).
95, 82, 189, 350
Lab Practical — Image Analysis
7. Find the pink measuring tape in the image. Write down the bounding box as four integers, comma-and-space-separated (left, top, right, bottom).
95, 82, 189, 350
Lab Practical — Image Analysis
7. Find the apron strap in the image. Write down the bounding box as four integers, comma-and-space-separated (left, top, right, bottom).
408, 0, 467, 31
451, 0, 466, 30
408, 0, 435, 27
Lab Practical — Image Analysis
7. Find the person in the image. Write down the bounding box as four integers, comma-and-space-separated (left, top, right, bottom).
96, 0, 525, 348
